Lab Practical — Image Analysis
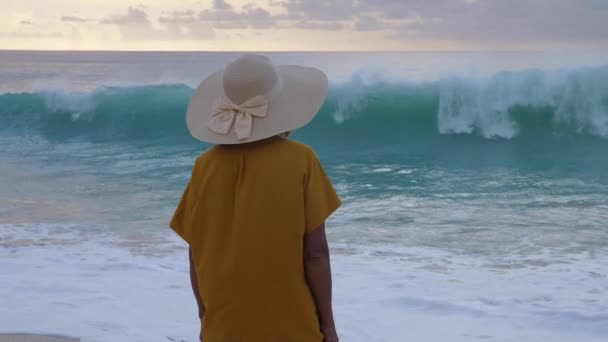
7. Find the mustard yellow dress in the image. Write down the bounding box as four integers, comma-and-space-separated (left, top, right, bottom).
170, 136, 341, 342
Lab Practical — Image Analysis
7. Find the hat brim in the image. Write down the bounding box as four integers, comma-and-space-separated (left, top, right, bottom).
186, 65, 328, 145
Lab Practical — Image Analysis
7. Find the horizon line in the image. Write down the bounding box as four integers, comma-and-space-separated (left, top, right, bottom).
2, 47, 607, 53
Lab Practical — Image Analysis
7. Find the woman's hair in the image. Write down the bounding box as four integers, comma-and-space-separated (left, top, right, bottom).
278, 131, 292, 138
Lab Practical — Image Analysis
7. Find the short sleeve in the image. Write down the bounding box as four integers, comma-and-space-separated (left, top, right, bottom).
304, 153, 342, 233
170, 179, 197, 244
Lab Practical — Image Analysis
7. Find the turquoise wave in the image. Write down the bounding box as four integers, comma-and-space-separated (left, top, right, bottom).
0, 85, 193, 142
1, 66, 608, 146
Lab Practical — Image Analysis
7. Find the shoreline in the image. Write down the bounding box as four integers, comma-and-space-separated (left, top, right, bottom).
2, 223, 607, 342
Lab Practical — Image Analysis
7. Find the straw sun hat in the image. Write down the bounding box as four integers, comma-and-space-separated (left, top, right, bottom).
186, 54, 328, 145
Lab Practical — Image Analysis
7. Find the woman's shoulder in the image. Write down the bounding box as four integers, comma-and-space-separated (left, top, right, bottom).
279, 138, 315, 155
193, 137, 318, 168
191, 146, 220, 169
276, 138, 323, 166
227, 136, 317, 158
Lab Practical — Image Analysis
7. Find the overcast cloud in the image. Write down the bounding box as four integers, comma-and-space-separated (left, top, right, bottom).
61, 16, 90, 23
101, 6, 215, 40
2, 0, 607, 50
94, 0, 608, 41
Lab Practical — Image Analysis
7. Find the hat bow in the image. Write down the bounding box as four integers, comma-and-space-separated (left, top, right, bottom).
207, 95, 269, 140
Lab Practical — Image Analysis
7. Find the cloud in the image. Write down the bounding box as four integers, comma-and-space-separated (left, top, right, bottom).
354, 0, 608, 40
243, 8, 274, 29
200, 5, 275, 30
159, 10, 215, 39
354, 15, 386, 31
199, 9, 241, 21
294, 21, 343, 31
61, 15, 90, 23
158, 10, 198, 24
394, 0, 608, 40
269, 0, 421, 34
102, 7, 214, 40
274, 0, 608, 40
0, 31, 62, 38
100, 7, 156, 40
197, 0, 355, 31
100, 7, 148, 25
280, 0, 356, 21
213, 0, 233, 11
68, 0, 608, 43
213, 21, 248, 29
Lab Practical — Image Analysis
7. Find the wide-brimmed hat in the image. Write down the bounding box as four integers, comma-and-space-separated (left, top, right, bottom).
186, 54, 328, 145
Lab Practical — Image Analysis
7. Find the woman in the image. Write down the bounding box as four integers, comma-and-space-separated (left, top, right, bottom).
170, 54, 341, 342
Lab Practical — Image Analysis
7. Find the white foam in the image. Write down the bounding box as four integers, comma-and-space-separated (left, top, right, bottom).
438, 67, 608, 138
371, 167, 393, 173
1, 224, 607, 342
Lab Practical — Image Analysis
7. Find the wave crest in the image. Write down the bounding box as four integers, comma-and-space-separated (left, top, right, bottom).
438, 67, 608, 139
1, 66, 608, 143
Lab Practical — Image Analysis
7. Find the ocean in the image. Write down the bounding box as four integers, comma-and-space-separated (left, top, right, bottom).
1, 50, 608, 342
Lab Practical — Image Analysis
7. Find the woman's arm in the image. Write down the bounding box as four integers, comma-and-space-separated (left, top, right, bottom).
304, 223, 339, 342
189, 247, 205, 319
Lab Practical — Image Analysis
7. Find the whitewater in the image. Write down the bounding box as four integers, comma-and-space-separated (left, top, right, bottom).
1, 51, 608, 342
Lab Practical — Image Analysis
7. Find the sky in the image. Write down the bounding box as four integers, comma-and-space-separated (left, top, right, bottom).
1, 0, 608, 51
